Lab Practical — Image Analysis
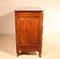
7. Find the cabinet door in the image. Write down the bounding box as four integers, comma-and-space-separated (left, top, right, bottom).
16, 12, 40, 45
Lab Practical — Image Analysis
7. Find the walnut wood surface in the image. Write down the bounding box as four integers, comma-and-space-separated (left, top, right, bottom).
15, 11, 43, 57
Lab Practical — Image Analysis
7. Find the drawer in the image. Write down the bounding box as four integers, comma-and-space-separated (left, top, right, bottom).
18, 44, 39, 51
15, 11, 41, 19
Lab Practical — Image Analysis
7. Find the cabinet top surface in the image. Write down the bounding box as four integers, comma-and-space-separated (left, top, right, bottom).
15, 11, 43, 12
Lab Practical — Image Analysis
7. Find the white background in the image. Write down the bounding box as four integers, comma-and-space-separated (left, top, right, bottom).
0, 0, 60, 35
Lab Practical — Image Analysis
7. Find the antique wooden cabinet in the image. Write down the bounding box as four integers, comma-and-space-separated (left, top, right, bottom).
15, 10, 43, 57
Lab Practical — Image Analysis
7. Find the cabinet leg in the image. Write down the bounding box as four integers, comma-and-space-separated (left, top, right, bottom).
39, 51, 41, 57
17, 51, 19, 56
16, 48, 19, 56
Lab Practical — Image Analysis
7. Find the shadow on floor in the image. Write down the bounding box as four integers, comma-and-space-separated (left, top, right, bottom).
19, 51, 37, 55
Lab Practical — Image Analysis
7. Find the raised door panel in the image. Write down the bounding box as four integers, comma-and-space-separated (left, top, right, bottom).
16, 12, 40, 45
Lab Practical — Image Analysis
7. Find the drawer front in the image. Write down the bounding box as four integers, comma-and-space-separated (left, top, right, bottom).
15, 11, 41, 19
18, 44, 39, 51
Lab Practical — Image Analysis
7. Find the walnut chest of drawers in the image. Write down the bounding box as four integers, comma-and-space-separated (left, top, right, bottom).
15, 11, 43, 57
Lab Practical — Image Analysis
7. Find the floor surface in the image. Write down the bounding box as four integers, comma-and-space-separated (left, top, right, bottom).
0, 35, 60, 59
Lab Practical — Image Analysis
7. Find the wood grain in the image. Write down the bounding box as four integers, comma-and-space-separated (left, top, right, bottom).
15, 11, 43, 57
